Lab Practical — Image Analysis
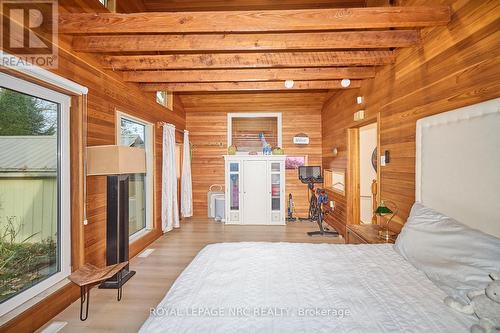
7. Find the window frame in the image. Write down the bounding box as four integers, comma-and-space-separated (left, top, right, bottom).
156, 91, 173, 110
0, 72, 71, 317
97, 0, 116, 12
115, 111, 154, 241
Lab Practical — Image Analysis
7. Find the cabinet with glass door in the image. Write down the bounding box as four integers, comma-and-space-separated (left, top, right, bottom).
224, 155, 285, 225
269, 161, 284, 224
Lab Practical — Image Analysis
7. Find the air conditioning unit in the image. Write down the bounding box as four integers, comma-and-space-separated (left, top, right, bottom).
208, 184, 224, 218
214, 197, 225, 222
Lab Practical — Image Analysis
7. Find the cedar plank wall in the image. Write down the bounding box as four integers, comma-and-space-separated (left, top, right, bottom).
321, 89, 360, 237
322, 0, 500, 234
0, 1, 185, 332
182, 92, 327, 218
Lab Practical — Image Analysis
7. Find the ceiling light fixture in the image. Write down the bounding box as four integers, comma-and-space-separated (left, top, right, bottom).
284, 80, 294, 89
341, 79, 351, 88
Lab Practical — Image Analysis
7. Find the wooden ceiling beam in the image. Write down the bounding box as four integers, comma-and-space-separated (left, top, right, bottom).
139, 80, 362, 92
102, 51, 395, 70
59, 6, 450, 34
123, 67, 376, 83
141, 0, 366, 12
72, 30, 419, 53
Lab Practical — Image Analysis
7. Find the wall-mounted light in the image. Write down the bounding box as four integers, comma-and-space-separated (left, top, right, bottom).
341, 78, 351, 88
332, 147, 338, 157
284, 80, 294, 89
356, 96, 364, 104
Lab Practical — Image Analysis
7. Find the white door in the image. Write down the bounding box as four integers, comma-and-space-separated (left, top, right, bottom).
359, 123, 377, 224
243, 160, 268, 224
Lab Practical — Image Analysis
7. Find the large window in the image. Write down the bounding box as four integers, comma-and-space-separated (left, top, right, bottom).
0, 73, 70, 316
117, 112, 153, 238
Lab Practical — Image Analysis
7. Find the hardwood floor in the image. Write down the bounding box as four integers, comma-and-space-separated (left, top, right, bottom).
41, 219, 344, 332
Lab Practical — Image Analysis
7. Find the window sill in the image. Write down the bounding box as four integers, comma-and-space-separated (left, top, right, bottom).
0, 278, 71, 326
129, 228, 153, 243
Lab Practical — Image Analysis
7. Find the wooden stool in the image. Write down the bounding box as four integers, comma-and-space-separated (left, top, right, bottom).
68, 262, 129, 321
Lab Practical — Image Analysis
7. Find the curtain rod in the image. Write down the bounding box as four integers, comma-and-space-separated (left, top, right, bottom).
156, 121, 187, 133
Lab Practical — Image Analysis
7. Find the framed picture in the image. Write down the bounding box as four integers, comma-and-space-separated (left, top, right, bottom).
285, 156, 307, 169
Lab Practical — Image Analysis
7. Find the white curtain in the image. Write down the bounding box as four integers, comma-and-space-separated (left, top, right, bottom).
162, 124, 179, 232
181, 130, 193, 217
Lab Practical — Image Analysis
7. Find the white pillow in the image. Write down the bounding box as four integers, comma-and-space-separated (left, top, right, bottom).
394, 202, 500, 301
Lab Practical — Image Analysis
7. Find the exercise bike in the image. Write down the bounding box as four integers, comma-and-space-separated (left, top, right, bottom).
298, 166, 339, 237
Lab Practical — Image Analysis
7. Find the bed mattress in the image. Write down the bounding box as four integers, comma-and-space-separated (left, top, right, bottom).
139, 242, 474, 332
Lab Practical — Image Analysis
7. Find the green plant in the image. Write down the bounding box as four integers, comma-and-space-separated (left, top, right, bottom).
0, 217, 56, 303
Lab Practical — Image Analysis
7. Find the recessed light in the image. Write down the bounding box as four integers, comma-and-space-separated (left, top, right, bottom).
284, 80, 294, 89
341, 79, 351, 88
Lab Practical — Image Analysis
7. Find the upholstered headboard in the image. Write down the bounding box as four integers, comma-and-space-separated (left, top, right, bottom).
416, 97, 500, 238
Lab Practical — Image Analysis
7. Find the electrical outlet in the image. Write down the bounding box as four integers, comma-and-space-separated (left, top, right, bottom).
83, 219, 88, 225
380, 155, 386, 167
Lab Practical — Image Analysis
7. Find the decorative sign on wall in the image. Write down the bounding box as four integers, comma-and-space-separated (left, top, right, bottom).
293, 133, 309, 145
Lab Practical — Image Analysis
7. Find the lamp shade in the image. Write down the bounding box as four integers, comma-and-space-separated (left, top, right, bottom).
87, 145, 146, 176
375, 201, 393, 215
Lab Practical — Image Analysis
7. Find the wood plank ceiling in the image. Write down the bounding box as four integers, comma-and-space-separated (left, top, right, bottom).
59, 3, 451, 93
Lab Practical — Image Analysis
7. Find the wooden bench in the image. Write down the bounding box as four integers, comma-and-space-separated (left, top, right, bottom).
68, 262, 129, 321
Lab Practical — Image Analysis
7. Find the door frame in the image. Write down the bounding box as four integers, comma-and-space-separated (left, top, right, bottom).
347, 115, 381, 226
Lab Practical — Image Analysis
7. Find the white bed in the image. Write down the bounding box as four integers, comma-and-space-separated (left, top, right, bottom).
140, 242, 474, 332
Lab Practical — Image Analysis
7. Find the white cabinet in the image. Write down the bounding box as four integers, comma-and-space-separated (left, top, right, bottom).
224, 155, 286, 225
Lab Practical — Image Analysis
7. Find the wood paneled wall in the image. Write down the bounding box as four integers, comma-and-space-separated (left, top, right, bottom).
0, 1, 185, 332
182, 92, 327, 218
322, 0, 500, 232
321, 89, 361, 236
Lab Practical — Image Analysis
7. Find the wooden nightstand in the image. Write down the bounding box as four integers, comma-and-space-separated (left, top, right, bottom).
346, 224, 397, 244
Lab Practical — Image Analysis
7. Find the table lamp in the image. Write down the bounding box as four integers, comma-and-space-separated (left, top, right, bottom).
375, 200, 397, 241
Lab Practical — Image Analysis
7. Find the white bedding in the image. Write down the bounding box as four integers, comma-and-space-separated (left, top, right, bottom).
139, 242, 474, 333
